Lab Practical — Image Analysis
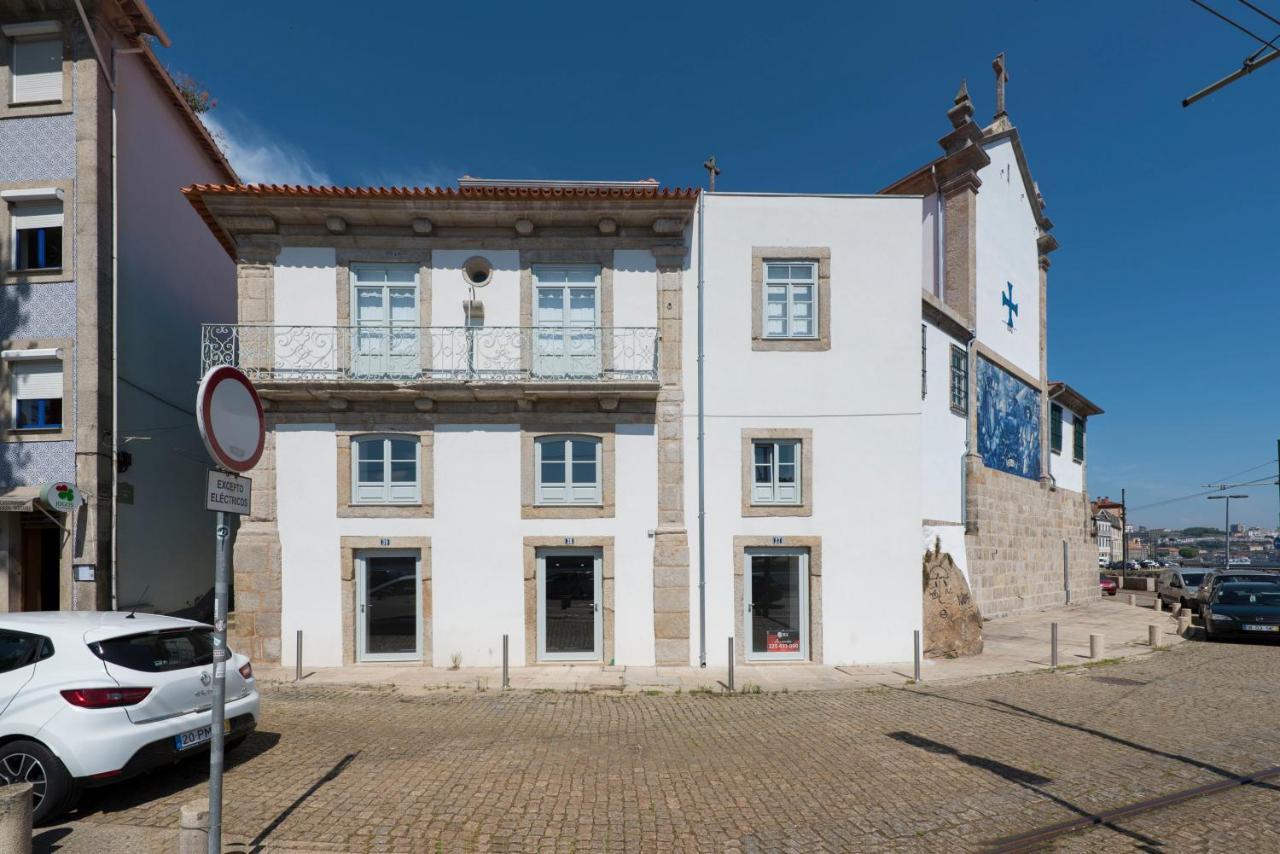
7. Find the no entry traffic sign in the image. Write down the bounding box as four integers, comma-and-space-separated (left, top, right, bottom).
196, 365, 265, 473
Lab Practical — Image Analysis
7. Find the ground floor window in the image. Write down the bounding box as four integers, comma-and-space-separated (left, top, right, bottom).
744, 548, 809, 661
535, 548, 602, 662
355, 549, 422, 662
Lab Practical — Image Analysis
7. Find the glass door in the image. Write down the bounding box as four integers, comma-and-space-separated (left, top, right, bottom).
352, 265, 419, 378
536, 548, 602, 661
356, 550, 421, 662
745, 548, 808, 662
533, 266, 599, 379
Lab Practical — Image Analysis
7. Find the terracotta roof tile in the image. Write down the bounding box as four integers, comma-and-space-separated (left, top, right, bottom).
183, 183, 699, 259
184, 183, 699, 201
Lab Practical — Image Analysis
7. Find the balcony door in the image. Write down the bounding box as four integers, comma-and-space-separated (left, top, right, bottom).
352, 265, 419, 379
533, 265, 599, 379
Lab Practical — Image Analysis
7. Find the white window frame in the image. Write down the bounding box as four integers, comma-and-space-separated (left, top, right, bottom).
6, 23, 63, 105
8, 199, 63, 272
751, 439, 802, 505
762, 260, 818, 340
350, 263, 420, 378
351, 434, 420, 505
535, 435, 602, 506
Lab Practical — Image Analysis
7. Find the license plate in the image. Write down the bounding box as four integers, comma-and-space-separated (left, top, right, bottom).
1242, 624, 1280, 632
174, 719, 232, 751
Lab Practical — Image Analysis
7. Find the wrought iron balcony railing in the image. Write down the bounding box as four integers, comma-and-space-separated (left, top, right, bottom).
200, 324, 660, 384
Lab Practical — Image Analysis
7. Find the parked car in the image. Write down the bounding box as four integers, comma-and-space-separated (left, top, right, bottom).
1099, 575, 1118, 596
0, 612, 259, 823
1202, 582, 1280, 641
1156, 568, 1208, 610
1194, 569, 1280, 616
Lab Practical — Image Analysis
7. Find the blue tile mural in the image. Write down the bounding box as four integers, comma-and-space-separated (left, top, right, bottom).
977, 356, 1041, 480
0, 441, 75, 489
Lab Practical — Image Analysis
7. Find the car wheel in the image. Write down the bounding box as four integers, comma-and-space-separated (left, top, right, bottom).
0, 739, 74, 825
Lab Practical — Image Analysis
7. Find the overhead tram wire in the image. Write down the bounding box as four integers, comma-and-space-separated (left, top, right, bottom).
1202, 459, 1279, 485
1184, 0, 1280, 105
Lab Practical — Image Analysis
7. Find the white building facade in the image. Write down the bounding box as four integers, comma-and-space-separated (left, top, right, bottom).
189, 72, 1098, 669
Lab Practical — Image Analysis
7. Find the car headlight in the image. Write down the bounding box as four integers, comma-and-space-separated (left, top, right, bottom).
1210, 613, 1235, 621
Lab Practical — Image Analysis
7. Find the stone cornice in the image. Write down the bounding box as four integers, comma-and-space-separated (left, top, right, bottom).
921, 290, 974, 342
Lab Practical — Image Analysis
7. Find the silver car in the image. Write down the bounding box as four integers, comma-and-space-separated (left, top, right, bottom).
1156, 568, 1209, 610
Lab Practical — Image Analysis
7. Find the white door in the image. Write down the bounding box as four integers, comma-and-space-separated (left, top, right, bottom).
356, 550, 422, 662
536, 548, 602, 662
533, 266, 600, 378
745, 548, 809, 662
351, 265, 419, 378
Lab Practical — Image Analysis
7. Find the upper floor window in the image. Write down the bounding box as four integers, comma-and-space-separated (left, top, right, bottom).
352, 435, 419, 504
351, 264, 418, 378
752, 439, 801, 505
5, 22, 62, 104
763, 261, 817, 339
10, 356, 62, 430
535, 435, 601, 505
5, 193, 62, 272
1050, 403, 1063, 454
949, 345, 968, 415
1072, 414, 1085, 463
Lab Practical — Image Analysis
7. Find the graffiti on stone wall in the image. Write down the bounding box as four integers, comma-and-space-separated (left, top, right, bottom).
977, 356, 1040, 480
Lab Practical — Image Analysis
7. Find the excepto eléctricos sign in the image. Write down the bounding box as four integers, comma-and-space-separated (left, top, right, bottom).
196, 365, 265, 474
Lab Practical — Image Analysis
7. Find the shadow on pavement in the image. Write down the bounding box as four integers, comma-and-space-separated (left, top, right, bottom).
886, 729, 1165, 851
66, 730, 283, 819
226, 751, 358, 854
31, 827, 70, 853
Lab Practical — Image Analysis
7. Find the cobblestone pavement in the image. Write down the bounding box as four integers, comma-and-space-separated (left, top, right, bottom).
40, 638, 1280, 853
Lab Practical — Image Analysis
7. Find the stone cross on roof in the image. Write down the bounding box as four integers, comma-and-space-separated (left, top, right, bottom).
993, 53, 1009, 120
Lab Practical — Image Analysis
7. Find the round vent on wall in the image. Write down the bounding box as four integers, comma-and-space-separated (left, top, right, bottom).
462, 256, 493, 288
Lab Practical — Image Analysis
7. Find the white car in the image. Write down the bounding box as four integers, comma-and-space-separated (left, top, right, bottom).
0, 611, 259, 823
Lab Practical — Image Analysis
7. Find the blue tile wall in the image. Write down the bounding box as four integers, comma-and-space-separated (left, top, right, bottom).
0, 440, 75, 488
0, 115, 76, 182
977, 356, 1041, 481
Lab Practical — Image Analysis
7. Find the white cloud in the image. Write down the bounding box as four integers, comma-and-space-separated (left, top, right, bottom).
201, 111, 332, 186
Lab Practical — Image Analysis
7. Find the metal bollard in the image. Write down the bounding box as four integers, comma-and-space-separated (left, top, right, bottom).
0, 783, 31, 854
502, 634, 509, 689
1090, 633, 1105, 659
1051, 622, 1059, 669
295, 630, 303, 682
913, 629, 922, 683
727, 637, 735, 693
1149, 624, 1161, 648
1126, 593, 1135, 607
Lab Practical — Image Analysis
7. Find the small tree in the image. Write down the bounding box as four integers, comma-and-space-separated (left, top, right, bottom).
1179, 547, 1198, 559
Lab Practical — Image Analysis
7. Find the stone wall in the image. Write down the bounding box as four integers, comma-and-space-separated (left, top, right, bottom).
964, 459, 1098, 618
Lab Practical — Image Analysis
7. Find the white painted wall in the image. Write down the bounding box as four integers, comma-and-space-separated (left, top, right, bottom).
430, 249, 520, 327
275, 417, 658, 668
1050, 407, 1084, 493
275, 247, 338, 327
612, 250, 658, 328
921, 321, 967, 525
975, 137, 1041, 380
276, 424, 343, 666
688, 194, 923, 666
114, 51, 236, 614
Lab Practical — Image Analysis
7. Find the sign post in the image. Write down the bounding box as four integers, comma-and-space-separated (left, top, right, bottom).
196, 366, 264, 854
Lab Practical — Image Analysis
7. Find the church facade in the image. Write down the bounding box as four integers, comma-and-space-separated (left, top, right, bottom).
187, 61, 1098, 670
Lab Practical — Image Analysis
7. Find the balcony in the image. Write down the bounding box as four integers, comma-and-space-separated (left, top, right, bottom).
200, 324, 660, 400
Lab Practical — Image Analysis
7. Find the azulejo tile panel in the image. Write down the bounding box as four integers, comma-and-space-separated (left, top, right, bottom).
0, 282, 77, 340
0, 440, 75, 488
0, 115, 75, 182
976, 356, 1040, 481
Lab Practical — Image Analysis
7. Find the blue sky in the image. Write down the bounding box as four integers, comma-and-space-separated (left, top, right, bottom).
151, 1, 1280, 529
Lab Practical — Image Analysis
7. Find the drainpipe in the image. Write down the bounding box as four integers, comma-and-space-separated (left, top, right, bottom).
696, 191, 707, 667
